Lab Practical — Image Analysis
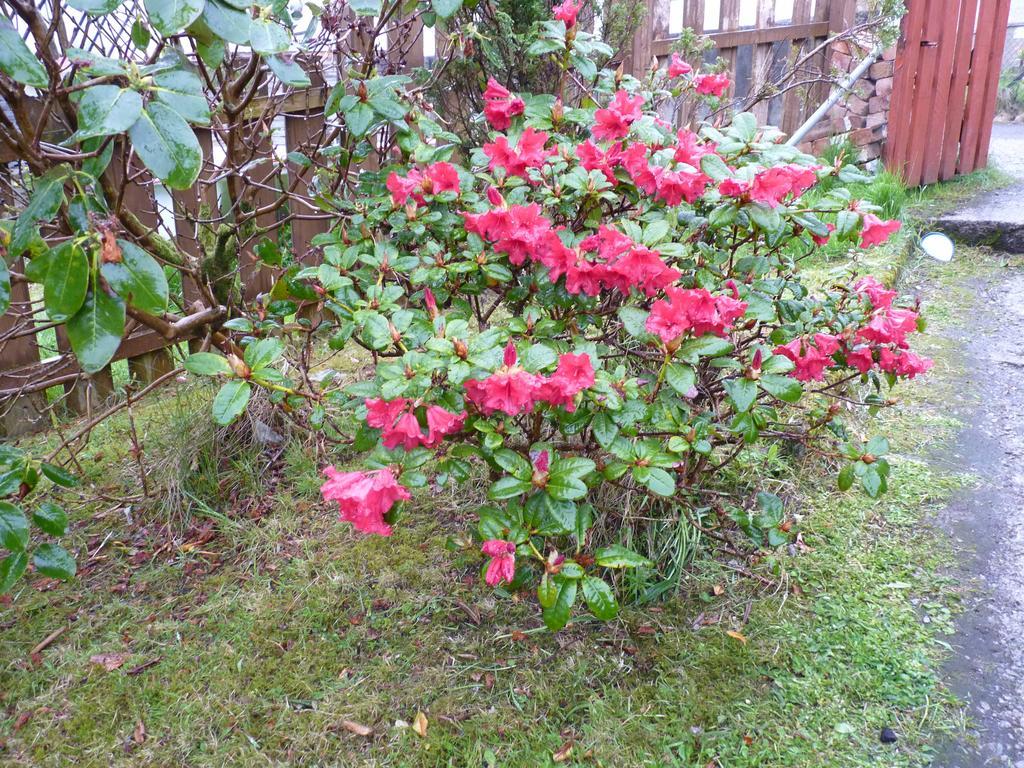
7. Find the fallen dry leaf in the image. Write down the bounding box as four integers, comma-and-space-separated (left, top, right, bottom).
13, 711, 32, 731
133, 720, 146, 744
412, 711, 428, 738
553, 741, 574, 762
726, 630, 748, 644
90, 652, 130, 671
340, 720, 373, 737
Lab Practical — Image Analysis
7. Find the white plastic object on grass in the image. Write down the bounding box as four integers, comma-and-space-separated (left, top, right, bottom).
920, 232, 955, 263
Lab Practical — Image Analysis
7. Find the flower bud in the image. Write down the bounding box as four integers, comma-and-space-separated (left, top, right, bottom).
227, 353, 251, 379
551, 98, 564, 124
486, 186, 506, 208
453, 339, 468, 359
424, 287, 438, 319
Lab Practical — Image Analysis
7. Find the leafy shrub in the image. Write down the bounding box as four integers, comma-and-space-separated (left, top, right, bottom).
184, 8, 928, 629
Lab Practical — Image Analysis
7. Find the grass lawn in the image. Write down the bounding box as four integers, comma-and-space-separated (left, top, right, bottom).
0, 168, 1008, 767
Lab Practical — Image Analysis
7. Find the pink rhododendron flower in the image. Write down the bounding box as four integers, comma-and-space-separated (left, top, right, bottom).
592, 91, 644, 141
844, 345, 875, 374
365, 397, 465, 450
482, 539, 516, 586
773, 337, 835, 382
857, 308, 919, 348
718, 178, 749, 198
383, 411, 426, 451
538, 352, 595, 410
483, 78, 525, 131
483, 127, 552, 179
645, 287, 747, 344
854, 275, 897, 310
880, 350, 933, 378
694, 73, 730, 97
552, 0, 582, 27
652, 167, 710, 206
621, 142, 658, 194
424, 405, 467, 447
464, 343, 543, 416
385, 163, 460, 206
365, 397, 409, 428
673, 129, 713, 167
668, 53, 692, 78
750, 165, 818, 208
578, 139, 622, 184
577, 225, 680, 296
321, 466, 411, 536
859, 213, 901, 248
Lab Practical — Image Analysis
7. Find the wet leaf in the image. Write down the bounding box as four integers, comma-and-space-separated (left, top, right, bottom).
412, 711, 428, 738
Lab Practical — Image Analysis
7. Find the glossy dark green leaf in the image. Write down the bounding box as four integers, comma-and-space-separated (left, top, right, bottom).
541, 579, 576, 631
637, 466, 675, 497
127, 102, 202, 189
33, 502, 68, 537
40, 462, 78, 487
243, 337, 283, 370
665, 363, 696, 396
537, 573, 557, 609
81, 136, 115, 179
212, 379, 251, 425
12, 167, 67, 257
32, 543, 76, 580
145, 0, 205, 35
68, 0, 123, 13
0, 20, 47, 88
861, 465, 884, 498
344, 101, 374, 137
150, 70, 210, 125
249, 17, 288, 53
184, 352, 232, 376
200, 0, 250, 44
594, 544, 652, 569
0, 552, 28, 594
131, 17, 151, 48
582, 576, 618, 620
488, 476, 532, 500
66, 48, 126, 76
724, 377, 758, 413
101, 239, 168, 314
43, 242, 89, 321
0, 502, 29, 552
197, 39, 226, 69
266, 54, 310, 87
66, 290, 126, 374
837, 463, 854, 491
759, 373, 803, 403
431, 0, 462, 18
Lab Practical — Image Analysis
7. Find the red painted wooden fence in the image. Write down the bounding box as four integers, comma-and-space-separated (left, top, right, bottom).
885, 0, 1012, 186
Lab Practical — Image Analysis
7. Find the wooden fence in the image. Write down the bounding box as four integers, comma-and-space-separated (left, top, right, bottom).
629, 0, 856, 134
0, 0, 856, 436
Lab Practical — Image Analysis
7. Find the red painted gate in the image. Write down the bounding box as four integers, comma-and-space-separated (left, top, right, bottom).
884, 0, 1012, 186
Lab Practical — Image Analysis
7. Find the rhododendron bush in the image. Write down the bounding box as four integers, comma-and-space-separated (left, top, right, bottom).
185, 16, 926, 630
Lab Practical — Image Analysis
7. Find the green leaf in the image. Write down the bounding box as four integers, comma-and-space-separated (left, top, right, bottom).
146, 0, 204, 34
43, 242, 89, 321
488, 476, 532, 500
835, 209, 860, 238
249, 17, 288, 53
66, 290, 125, 374
243, 337, 284, 370
0, 259, 9, 315
493, 449, 531, 480
759, 373, 803, 403
197, 39, 226, 69
591, 413, 619, 448
582, 576, 618, 620
537, 573, 557, 609
32, 543, 76, 580
40, 462, 77, 487
266, 54, 311, 87
861, 465, 884, 498
212, 379, 251, 425
12, 167, 67, 257
348, 0, 381, 14
0, 502, 30, 551
541, 579, 577, 631
636, 466, 675, 497
199, 0, 250, 45
0, 552, 28, 594
70, 86, 143, 143
150, 70, 210, 125
184, 352, 232, 376
0, 20, 48, 88
431, 0, 462, 18
101, 240, 168, 314
837, 463, 854, 491
127, 102, 203, 189
700, 153, 731, 181
344, 101, 375, 137
618, 306, 651, 340
33, 502, 68, 536
724, 377, 757, 412
594, 544, 652, 569
68, 0, 122, 13
866, 436, 890, 456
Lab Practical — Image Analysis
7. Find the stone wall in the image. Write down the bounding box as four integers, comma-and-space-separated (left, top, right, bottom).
797, 39, 895, 167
